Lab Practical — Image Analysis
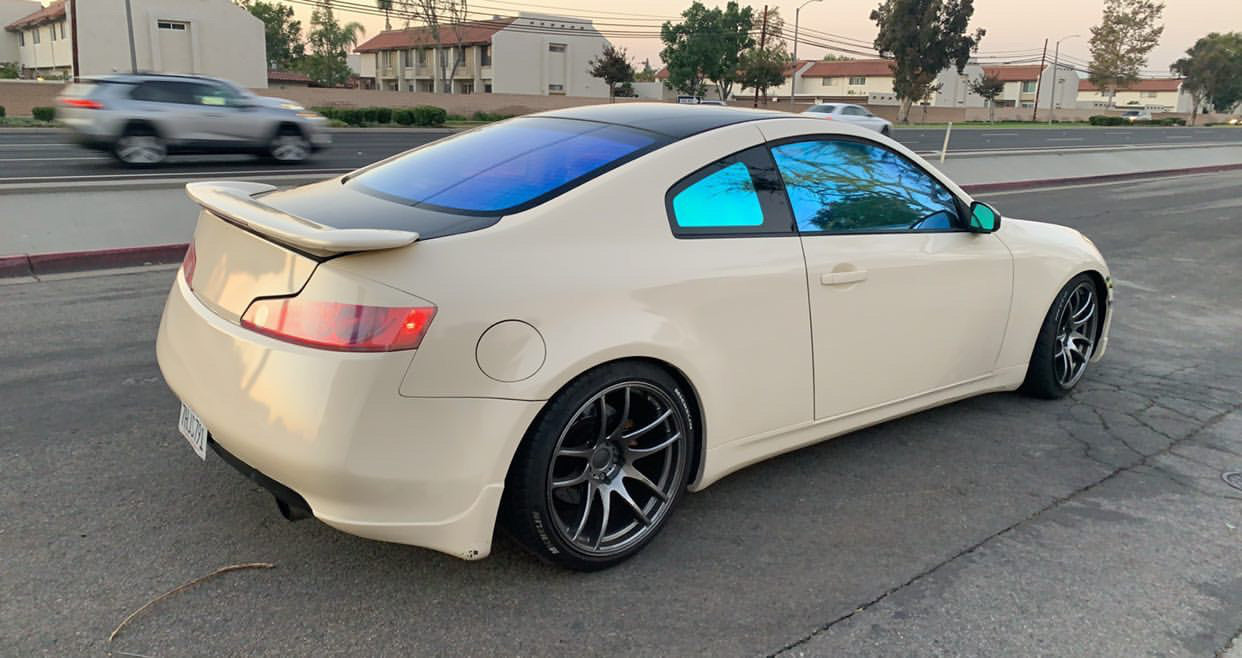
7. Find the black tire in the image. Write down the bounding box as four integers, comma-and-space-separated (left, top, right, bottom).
502, 362, 695, 571
881, 125, 892, 136
111, 124, 166, 166
1020, 273, 1102, 399
266, 125, 311, 163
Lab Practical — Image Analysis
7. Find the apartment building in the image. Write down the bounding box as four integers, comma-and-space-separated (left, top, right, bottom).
796, 58, 987, 107
354, 14, 612, 97
1077, 78, 1189, 112
981, 63, 1080, 110
2, 0, 265, 87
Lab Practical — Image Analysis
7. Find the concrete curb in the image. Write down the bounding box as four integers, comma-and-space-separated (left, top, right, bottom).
3, 164, 1240, 280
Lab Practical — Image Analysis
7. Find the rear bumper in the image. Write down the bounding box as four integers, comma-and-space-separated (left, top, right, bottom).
156, 274, 542, 560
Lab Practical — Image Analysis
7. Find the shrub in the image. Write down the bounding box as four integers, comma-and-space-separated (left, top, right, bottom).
0, 105, 5, 118
470, 110, 511, 122
411, 105, 447, 126
360, 106, 380, 123
374, 106, 393, 124
393, 109, 415, 125
1088, 115, 1125, 126
311, 106, 337, 120
31, 106, 54, 121
446, 112, 468, 122
339, 108, 365, 125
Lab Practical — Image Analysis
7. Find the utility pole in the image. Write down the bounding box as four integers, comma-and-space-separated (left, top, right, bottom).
1048, 34, 1080, 124
123, 0, 138, 73
68, 0, 79, 81
789, 0, 822, 111
1030, 38, 1048, 122
752, 5, 768, 108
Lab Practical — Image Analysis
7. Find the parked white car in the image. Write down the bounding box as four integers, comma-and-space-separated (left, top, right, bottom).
1121, 109, 1153, 122
158, 104, 1111, 570
802, 103, 893, 135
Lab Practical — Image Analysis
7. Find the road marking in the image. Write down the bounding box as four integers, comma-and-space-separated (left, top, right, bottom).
1047, 137, 1085, 141
0, 167, 352, 183
1113, 279, 1158, 293
977, 171, 1236, 196
0, 143, 77, 148
981, 132, 1020, 137
1165, 135, 1194, 139
0, 156, 110, 162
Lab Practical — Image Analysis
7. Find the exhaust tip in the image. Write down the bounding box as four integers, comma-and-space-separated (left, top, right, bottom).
275, 496, 312, 522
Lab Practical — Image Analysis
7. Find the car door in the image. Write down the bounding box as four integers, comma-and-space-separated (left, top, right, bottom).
192, 81, 269, 143
127, 80, 211, 143
767, 135, 1013, 420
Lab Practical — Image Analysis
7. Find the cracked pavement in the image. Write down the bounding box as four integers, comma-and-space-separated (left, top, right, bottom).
2, 172, 1240, 655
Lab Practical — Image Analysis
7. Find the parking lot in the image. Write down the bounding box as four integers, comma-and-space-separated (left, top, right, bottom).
2, 172, 1240, 656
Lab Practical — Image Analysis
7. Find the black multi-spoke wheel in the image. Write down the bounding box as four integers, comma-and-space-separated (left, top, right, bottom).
503, 363, 693, 570
1022, 274, 1102, 399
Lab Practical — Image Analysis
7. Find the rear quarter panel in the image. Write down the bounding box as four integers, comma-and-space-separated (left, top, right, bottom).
329, 122, 817, 449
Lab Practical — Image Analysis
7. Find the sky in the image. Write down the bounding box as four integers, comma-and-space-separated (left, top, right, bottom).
280, 0, 1241, 75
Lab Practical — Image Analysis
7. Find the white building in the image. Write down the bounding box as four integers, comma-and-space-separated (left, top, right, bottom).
3, 0, 266, 87
790, 58, 987, 107
980, 63, 1080, 111
354, 14, 612, 97
1077, 78, 1190, 112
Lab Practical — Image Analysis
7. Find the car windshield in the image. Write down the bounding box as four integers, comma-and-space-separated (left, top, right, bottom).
809, 104, 838, 113
1122, 111, 1141, 116
347, 117, 665, 213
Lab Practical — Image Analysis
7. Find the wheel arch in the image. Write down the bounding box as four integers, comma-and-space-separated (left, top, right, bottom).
504, 354, 708, 492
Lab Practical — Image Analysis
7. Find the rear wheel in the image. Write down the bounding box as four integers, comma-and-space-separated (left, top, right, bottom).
112, 126, 166, 166
267, 126, 310, 163
1021, 274, 1101, 398
502, 362, 693, 570
881, 124, 892, 136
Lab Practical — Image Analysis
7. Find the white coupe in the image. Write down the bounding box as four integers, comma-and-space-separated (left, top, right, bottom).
157, 103, 1111, 570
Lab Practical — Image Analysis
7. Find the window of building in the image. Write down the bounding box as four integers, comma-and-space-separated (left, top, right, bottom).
820, 77, 834, 86
848, 76, 866, 85
548, 83, 565, 94
31, 27, 39, 44
348, 116, 665, 214
18, 30, 24, 46
1021, 80, 1037, 93
484, 82, 493, 93
59, 22, 65, 38
459, 81, 473, 94
770, 139, 961, 234
480, 45, 491, 66
416, 48, 428, 66
1141, 91, 1157, 98
402, 49, 413, 67
48, 24, 55, 40
157, 21, 188, 31
549, 43, 567, 53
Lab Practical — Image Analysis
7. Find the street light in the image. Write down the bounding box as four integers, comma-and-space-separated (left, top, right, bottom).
789, 0, 823, 111
1048, 33, 1080, 123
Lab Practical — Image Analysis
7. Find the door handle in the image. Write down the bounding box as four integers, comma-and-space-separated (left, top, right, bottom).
821, 270, 868, 286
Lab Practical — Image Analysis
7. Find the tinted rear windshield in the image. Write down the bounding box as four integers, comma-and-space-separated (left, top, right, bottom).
347, 117, 667, 214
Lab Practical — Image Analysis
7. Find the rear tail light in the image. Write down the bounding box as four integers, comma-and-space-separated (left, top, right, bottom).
241, 298, 437, 352
59, 98, 103, 110
181, 242, 197, 289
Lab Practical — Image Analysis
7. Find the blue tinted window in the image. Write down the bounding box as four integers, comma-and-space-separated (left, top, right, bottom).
672, 162, 764, 228
771, 140, 960, 233
348, 117, 661, 213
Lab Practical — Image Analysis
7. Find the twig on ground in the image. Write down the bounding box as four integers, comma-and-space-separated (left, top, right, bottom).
108, 562, 276, 642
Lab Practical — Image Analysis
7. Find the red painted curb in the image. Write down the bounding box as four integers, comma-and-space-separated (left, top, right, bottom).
2, 243, 188, 278
961, 162, 1242, 194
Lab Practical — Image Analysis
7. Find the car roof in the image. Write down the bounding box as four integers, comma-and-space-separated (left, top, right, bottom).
536, 102, 790, 139
83, 72, 227, 85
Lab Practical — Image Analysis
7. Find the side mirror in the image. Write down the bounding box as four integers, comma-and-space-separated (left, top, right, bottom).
968, 201, 1001, 233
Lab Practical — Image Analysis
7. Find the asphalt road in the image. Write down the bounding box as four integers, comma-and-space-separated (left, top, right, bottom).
2, 173, 1241, 656
1, 125, 1240, 185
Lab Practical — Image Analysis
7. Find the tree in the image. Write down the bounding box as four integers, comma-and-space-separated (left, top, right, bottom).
241, 0, 305, 70
871, 0, 984, 123
660, 1, 755, 100
1087, 0, 1164, 108
821, 53, 855, 61
737, 8, 790, 106
968, 73, 1005, 122
634, 59, 657, 82
587, 45, 636, 102
303, 1, 365, 88
402, 0, 472, 93
1170, 32, 1242, 124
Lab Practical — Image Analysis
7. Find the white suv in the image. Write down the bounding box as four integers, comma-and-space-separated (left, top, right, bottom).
56, 73, 331, 165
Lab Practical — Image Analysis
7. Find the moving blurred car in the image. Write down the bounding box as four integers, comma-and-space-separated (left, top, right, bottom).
802, 103, 893, 135
1120, 109, 1153, 122
56, 73, 330, 165
1227, 116, 1240, 126
157, 104, 1111, 570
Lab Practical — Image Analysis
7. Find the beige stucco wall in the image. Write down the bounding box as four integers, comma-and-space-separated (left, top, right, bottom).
490, 15, 609, 98
73, 0, 265, 87
14, 19, 71, 75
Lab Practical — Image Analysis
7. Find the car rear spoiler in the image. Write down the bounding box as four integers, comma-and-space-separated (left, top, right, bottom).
185, 181, 419, 258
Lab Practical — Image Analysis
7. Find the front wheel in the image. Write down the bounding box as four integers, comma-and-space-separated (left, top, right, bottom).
502, 362, 693, 570
1021, 274, 1102, 398
112, 128, 166, 166
267, 127, 311, 163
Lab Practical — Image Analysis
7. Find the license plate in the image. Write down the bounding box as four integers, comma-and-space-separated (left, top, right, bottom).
178, 402, 208, 460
